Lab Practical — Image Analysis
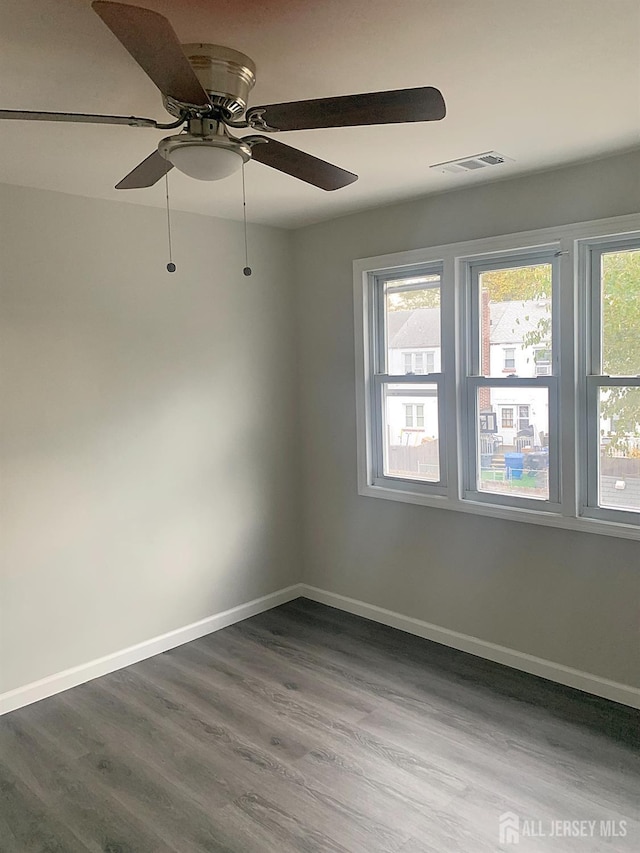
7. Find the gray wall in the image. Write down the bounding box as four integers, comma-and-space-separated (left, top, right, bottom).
293, 150, 640, 688
2, 151, 639, 698
0, 184, 299, 693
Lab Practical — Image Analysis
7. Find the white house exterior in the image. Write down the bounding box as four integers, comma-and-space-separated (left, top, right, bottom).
386, 300, 550, 450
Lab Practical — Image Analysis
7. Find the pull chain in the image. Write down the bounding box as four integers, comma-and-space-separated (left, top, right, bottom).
165, 172, 176, 273
242, 162, 251, 276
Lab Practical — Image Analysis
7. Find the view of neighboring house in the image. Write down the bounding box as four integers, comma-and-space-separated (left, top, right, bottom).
386, 299, 550, 451
384, 293, 639, 509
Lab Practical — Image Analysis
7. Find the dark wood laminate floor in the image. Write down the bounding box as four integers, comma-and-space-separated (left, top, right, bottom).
1, 598, 638, 853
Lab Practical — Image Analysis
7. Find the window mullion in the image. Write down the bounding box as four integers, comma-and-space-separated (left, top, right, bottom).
558, 238, 578, 517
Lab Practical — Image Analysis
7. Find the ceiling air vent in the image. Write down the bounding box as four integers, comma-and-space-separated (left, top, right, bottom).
430, 151, 514, 174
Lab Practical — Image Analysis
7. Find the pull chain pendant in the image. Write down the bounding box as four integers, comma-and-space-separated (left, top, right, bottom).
242, 162, 251, 276
165, 172, 176, 273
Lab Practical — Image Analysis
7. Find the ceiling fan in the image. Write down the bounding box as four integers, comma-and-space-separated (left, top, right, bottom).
0, 1, 446, 192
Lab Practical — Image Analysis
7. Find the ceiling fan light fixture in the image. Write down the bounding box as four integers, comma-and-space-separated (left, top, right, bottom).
158, 135, 251, 181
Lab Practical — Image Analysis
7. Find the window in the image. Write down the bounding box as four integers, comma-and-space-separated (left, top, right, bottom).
355, 214, 640, 538
404, 403, 425, 428
369, 267, 445, 490
534, 348, 552, 375
465, 252, 558, 506
583, 239, 640, 523
503, 348, 516, 371
404, 352, 423, 374
518, 405, 530, 430
402, 350, 436, 375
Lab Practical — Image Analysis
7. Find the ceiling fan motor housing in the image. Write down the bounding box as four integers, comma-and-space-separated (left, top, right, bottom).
164, 44, 256, 118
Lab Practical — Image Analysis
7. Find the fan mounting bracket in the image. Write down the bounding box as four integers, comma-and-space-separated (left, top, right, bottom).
244, 108, 279, 133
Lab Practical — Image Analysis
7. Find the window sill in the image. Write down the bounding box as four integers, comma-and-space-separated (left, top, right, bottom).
358, 482, 640, 541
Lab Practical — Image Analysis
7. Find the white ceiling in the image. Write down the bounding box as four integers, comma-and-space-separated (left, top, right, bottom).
1, 0, 639, 228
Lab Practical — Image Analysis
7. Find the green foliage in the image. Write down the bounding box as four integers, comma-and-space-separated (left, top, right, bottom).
387, 254, 640, 445
480, 264, 552, 301
602, 250, 640, 375
600, 250, 640, 445
387, 288, 440, 310
483, 264, 552, 356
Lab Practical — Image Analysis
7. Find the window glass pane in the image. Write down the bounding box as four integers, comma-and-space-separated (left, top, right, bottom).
385, 275, 441, 375
598, 386, 640, 513
382, 383, 439, 481
479, 263, 552, 378
601, 249, 640, 376
503, 348, 516, 370
476, 386, 550, 500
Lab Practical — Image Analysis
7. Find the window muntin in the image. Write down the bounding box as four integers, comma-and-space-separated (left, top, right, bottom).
501, 407, 514, 428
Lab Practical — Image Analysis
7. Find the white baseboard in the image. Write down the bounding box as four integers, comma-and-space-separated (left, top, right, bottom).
299, 585, 640, 709
0, 584, 303, 716
3, 580, 637, 715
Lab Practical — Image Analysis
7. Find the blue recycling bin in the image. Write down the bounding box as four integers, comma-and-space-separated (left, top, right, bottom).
505, 452, 525, 479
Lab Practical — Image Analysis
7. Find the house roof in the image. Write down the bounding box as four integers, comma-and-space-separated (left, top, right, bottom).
388, 299, 550, 348
387, 309, 441, 348
490, 299, 550, 344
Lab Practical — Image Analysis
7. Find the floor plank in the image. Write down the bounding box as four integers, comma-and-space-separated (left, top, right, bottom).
1, 598, 638, 852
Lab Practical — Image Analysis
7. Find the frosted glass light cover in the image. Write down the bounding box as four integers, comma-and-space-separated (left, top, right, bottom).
167, 144, 244, 181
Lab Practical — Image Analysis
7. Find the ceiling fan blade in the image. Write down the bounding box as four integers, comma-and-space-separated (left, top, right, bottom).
0, 109, 165, 128
246, 87, 446, 132
245, 136, 357, 191
115, 150, 173, 189
92, 1, 209, 106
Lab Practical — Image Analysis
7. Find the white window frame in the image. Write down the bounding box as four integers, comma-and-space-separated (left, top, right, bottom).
368, 262, 447, 496
518, 405, 531, 430
462, 248, 560, 511
353, 212, 640, 541
501, 407, 514, 429
404, 403, 425, 428
581, 235, 640, 525
503, 347, 516, 371
403, 351, 427, 375
534, 347, 552, 376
